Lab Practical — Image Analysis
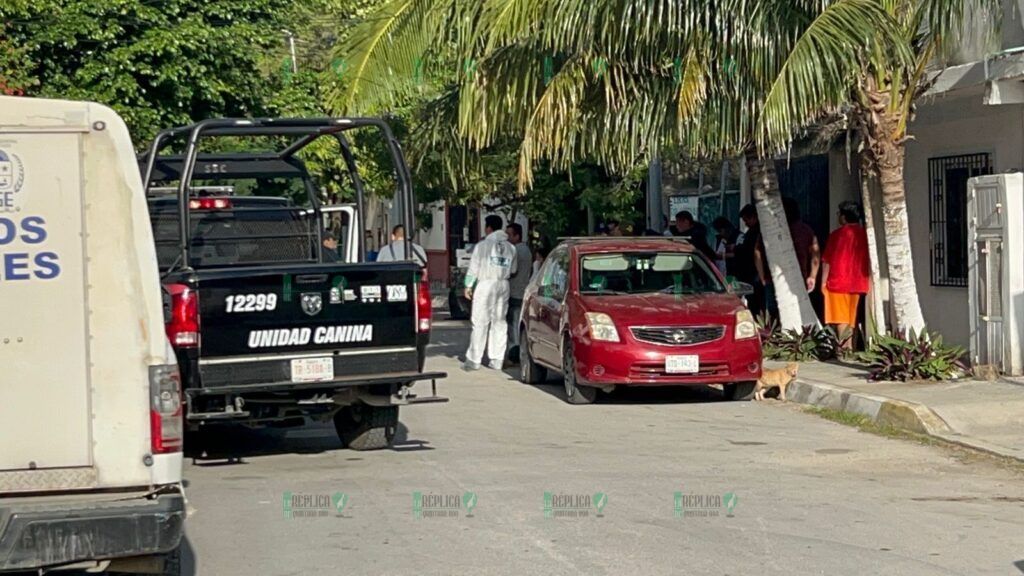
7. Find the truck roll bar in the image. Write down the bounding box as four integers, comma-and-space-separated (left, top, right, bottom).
137, 117, 415, 272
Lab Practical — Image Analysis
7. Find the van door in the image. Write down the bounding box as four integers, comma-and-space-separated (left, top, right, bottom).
0, 133, 92, 471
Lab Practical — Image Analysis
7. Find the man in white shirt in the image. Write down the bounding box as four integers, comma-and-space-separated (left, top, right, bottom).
376, 224, 427, 267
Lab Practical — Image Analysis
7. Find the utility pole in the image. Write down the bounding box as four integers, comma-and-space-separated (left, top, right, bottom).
283, 29, 298, 74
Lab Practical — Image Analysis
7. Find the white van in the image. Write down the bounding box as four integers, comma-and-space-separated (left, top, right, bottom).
0, 97, 185, 573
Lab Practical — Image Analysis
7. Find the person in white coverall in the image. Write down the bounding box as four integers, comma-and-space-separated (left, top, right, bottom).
463, 215, 517, 371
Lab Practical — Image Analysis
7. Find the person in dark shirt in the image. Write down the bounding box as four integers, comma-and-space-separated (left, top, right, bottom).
783, 197, 821, 293
672, 210, 716, 261
735, 204, 767, 318
322, 230, 341, 263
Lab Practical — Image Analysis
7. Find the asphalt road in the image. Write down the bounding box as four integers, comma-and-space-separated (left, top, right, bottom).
180, 322, 1024, 576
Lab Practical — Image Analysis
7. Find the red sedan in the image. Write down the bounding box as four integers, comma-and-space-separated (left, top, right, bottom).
518, 237, 762, 404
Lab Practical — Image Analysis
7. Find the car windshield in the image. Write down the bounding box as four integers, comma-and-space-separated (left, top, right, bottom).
579, 252, 724, 295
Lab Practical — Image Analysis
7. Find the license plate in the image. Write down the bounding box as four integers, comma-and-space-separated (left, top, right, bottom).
665, 355, 699, 374
291, 357, 334, 383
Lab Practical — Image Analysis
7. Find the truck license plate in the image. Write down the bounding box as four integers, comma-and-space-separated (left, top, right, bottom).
291, 357, 334, 383
665, 355, 699, 374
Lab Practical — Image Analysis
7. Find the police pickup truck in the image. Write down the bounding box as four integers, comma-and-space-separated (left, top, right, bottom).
139, 118, 446, 451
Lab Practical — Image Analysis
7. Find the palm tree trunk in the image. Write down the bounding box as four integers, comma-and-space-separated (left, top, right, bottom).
744, 148, 819, 331
859, 165, 887, 341
862, 110, 927, 335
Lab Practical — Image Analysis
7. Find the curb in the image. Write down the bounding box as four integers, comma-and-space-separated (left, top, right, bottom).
788, 378, 954, 436
789, 378, 1024, 463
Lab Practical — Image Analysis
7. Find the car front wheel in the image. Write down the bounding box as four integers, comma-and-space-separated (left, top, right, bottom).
724, 381, 757, 401
562, 337, 597, 405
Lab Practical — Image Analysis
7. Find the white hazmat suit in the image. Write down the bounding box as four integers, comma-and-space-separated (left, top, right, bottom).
464, 230, 517, 368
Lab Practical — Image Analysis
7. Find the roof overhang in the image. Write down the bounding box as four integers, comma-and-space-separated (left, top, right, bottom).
925, 50, 1024, 105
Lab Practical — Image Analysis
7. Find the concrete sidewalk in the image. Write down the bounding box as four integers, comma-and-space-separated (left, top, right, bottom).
778, 360, 1024, 462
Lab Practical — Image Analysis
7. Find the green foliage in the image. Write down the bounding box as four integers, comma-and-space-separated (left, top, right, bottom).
858, 331, 968, 382
759, 315, 847, 362
0, 0, 300, 144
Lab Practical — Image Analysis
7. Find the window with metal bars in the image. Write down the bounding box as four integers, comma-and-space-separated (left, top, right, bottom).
928, 153, 992, 287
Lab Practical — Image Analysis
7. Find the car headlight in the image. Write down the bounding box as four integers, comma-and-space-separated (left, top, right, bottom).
734, 309, 757, 340
585, 312, 620, 342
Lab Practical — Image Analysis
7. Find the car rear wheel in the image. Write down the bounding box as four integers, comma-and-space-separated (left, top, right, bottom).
562, 337, 597, 405
724, 381, 758, 401
334, 404, 398, 450
520, 327, 547, 384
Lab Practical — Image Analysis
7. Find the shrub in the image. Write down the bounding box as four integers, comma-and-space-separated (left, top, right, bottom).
858, 331, 968, 381
757, 315, 847, 362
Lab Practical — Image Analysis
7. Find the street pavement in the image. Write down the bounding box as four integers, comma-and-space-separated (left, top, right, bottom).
180, 322, 1024, 576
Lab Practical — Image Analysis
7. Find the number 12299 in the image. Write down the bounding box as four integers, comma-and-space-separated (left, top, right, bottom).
225, 293, 278, 313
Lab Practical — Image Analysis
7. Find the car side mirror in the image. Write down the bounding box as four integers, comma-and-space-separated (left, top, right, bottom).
729, 279, 755, 296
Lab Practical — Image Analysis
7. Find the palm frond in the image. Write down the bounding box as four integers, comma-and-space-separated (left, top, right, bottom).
757, 0, 911, 152
328, 0, 456, 114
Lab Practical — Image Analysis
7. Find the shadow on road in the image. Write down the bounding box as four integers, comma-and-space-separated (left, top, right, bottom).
499, 365, 730, 406
185, 421, 432, 463
179, 533, 197, 576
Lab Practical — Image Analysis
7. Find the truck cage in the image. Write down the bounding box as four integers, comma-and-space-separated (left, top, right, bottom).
137, 117, 417, 273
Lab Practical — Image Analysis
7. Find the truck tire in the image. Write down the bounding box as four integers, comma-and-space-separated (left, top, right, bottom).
519, 327, 547, 384
724, 381, 758, 401
334, 404, 398, 450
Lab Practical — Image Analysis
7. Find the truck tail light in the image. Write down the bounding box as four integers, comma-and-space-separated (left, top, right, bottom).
166, 284, 200, 347
189, 197, 232, 210
149, 364, 183, 454
416, 269, 432, 333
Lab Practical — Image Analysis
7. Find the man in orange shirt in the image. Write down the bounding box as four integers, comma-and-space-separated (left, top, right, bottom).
821, 201, 870, 351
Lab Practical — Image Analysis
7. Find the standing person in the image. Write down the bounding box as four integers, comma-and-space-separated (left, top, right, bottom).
783, 197, 821, 293
821, 201, 870, 351
376, 224, 427, 267
463, 215, 517, 371
735, 204, 767, 318
505, 222, 532, 362
672, 211, 716, 261
711, 217, 738, 276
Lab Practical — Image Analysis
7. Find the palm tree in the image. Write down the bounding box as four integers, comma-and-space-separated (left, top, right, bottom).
760, 0, 1000, 334
331, 0, 904, 331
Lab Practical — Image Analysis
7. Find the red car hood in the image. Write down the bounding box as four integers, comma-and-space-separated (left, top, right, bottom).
579, 292, 744, 326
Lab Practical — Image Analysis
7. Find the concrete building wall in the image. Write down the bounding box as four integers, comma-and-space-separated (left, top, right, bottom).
418, 202, 447, 251
902, 89, 1024, 347
827, 147, 861, 231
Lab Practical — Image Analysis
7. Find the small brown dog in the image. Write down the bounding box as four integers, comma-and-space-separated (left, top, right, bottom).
755, 363, 799, 401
